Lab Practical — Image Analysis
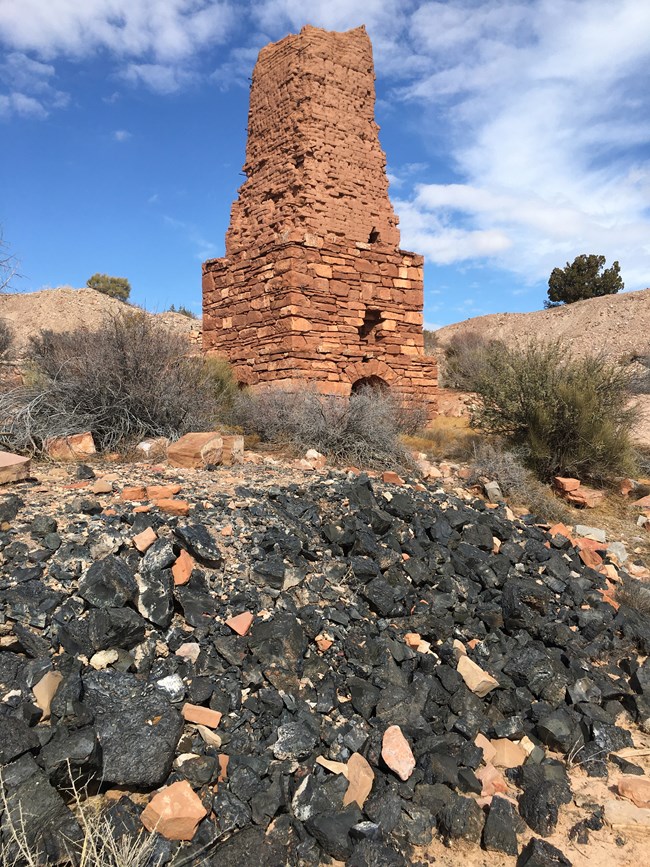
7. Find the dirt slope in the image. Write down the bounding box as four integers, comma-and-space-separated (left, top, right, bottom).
0, 288, 201, 357
432, 288, 650, 446
433, 288, 650, 362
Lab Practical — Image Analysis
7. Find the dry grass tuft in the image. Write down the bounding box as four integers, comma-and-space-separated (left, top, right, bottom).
403, 416, 481, 461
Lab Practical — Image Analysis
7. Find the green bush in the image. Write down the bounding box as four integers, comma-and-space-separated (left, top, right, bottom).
0, 312, 230, 452
231, 384, 420, 468
466, 340, 637, 482
86, 273, 131, 302
546, 254, 623, 307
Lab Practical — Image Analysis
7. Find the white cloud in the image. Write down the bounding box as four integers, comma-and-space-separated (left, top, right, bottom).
0, 50, 68, 118
0, 1, 235, 104
113, 129, 131, 142
393, 0, 650, 289
0, 91, 47, 118
253, 0, 405, 34
0, 1, 234, 62
121, 63, 196, 94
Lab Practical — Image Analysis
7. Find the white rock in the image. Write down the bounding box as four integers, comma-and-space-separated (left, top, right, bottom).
575, 524, 607, 544
89, 649, 119, 670
156, 673, 185, 702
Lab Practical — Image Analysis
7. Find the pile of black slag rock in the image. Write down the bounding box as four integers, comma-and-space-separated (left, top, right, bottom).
1, 468, 650, 866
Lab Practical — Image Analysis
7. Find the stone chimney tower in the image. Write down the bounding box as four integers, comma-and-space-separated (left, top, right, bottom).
202, 25, 437, 410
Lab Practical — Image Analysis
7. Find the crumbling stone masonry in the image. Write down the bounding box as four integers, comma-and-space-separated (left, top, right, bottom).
202, 24, 438, 412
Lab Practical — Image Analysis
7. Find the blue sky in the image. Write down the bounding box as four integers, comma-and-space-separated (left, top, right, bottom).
1, 0, 649, 329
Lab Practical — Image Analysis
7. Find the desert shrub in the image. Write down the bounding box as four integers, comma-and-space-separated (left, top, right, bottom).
0, 318, 14, 359
627, 354, 650, 395
423, 329, 438, 356
443, 331, 506, 389
469, 439, 573, 523
231, 384, 419, 468
203, 355, 239, 410
617, 575, 650, 615
522, 482, 574, 525
0, 312, 228, 453
1, 229, 19, 293
469, 440, 531, 497
468, 339, 637, 482
86, 273, 131, 302
1, 766, 165, 866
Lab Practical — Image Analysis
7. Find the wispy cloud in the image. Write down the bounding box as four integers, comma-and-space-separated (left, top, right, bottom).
113, 129, 131, 142
0, 51, 68, 118
121, 63, 196, 94
0, 1, 236, 101
163, 215, 218, 261
0, 1, 235, 61
1, 0, 649, 295
394, 0, 650, 289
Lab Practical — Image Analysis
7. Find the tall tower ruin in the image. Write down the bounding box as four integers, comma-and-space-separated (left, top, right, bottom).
202, 25, 437, 411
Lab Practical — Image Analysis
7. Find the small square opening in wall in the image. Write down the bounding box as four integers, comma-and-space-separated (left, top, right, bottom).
359, 308, 383, 340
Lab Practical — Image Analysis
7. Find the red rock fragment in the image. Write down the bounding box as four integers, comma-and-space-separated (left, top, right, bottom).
154, 499, 190, 516
343, 752, 374, 808
141, 780, 207, 841
168, 432, 223, 469
225, 611, 254, 636
381, 725, 415, 781
44, 432, 96, 461
146, 484, 182, 500
617, 775, 650, 809
554, 476, 581, 493
121, 486, 147, 501
579, 547, 603, 569
0, 451, 31, 484
133, 527, 157, 553
182, 703, 222, 729
172, 549, 194, 585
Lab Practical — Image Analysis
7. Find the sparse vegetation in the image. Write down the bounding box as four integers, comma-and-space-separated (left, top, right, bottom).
423, 329, 438, 356
0, 766, 165, 867
0, 318, 14, 359
86, 273, 131, 302
0, 311, 232, 453
465, 339, 637, 482
545, 253, 623, 308
469, 440, 573, 524
617, 574, 650, 615
167, 303, 198, 319
231, 384, 421, 468
469, 440, 530, 496
1, 229, 19, 293
403, 415, 481, 462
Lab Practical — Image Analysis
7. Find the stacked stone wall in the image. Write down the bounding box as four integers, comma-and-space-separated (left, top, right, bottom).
202, 25, 438, 416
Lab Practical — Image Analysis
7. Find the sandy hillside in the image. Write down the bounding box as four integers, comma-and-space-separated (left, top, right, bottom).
433, 287, 650, 362
0, 287, 201, 357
